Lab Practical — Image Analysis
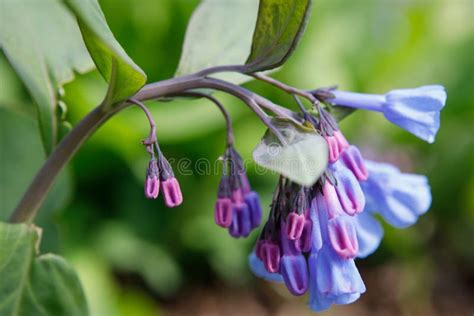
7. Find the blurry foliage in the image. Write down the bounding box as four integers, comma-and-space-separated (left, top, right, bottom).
1, 0, 473, 314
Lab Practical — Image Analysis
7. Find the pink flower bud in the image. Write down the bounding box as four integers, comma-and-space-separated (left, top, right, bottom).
294, 217, 313, 253
231, 188, 244, 203
341, 145, 369, 181
321, 181, 344, 219
331, 162, 366, 215
144, 176, 160, 199
324, 135, 340, 162
214, 198, 233, 227
261, 242, 281, 273
162, 177, 183, 207
255, 240, 267, 260
333, 130, 349, 153
286, 213, 306, 240
328, 216, 358, 259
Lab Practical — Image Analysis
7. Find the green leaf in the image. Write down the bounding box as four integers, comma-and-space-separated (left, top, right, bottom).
0, 222, 88, 316
0, 0, 95, 154
252, 119, 328, 186
245, 0, 312, 72
0, 108, 71, 221
65, 0, 147, 106
175, 0, 259, 84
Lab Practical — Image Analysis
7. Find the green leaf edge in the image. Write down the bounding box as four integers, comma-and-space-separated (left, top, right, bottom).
65, 0, 147, 106
245, 0, 313, 73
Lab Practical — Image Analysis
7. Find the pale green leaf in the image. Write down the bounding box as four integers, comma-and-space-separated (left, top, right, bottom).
245, 0, 312, 72
252, 120, 328, 186
0, 108, 71, 221
65, 0, 147, 106
175, 0, 259, 84
0, 222, 88, 316
0, 0, 95, 154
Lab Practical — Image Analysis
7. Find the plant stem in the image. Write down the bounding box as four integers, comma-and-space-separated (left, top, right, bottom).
172, 91, 235, 146
128, 98, 157, 145
9, 67, 300, 223
252, 73, 318, 104
193, 64, 247, 77
10, 106, 116, 223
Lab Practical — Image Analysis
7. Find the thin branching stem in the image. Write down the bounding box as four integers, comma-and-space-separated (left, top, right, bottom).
170, 91, 235, 146
252, 72, 318, 104
9, 65, 299, 223
128, 98, 157, 145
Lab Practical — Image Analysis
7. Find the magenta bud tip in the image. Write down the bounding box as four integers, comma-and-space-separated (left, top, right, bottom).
145, 176, 160, 199
215, 198, 233, 227
162, 177, 183, 207
286, 213, 306, 240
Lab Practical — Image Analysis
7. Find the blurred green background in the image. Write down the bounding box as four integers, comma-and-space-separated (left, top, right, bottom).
1, 0, 473, 315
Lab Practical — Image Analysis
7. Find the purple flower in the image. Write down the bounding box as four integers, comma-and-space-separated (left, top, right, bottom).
215, 145, 263, 237
214, 197, 233, 227
324, 131, 350, 163
228, 202, 252, 238
286, 212, 306, 240
280, 220, 309, 296
353, 210, 384, 258
308, 193, 366, 312
327, 215, 358, 260
248, 251, 283, 283
329, 85, 447, 143
363, 160, 431, 228
317, 185, 359, 259
355, 160, 431, 258
161, 177, 183, 207
294, 211, 313, 253
308, 246, 365, 312
340, 145, 369, 181
329, 161, 366, 215
144, 159, 160, 199
257, 239, 281, 273
244, 191, 262, 229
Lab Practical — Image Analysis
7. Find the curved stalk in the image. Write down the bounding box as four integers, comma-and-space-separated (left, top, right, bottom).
172, 91, 235, 146
10, 106, 116, 223
252, 73, 318, 104
9, 67, 300, 223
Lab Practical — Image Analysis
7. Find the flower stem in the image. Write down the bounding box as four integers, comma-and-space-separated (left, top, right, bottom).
172, 91, 235, 146
9, 66, 300, 223
128, 98, 157, 145
9, 106, 116, 223
252, 73, 318, 104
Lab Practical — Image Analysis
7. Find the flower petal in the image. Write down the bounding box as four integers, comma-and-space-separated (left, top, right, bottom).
362, 160, 432, 228
354, 211, 384, 258
248, 252, 283, 283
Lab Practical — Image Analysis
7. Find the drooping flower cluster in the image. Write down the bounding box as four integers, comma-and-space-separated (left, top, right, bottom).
138, 83, 446, 312
144, 143, 183, 208
248, 85, 446, 311
215, 145, 263, 237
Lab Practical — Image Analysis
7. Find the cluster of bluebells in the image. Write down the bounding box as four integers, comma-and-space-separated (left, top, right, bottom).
215, 145, 263, 237
139, 84, 446, 311
248, 85, 446, 311
144, 142, 183, 208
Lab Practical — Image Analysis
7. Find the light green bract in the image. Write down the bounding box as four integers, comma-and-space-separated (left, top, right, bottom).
253, 120, 328, 186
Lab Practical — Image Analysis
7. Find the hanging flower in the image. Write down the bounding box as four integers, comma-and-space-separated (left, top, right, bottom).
328, 85, 447, 143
